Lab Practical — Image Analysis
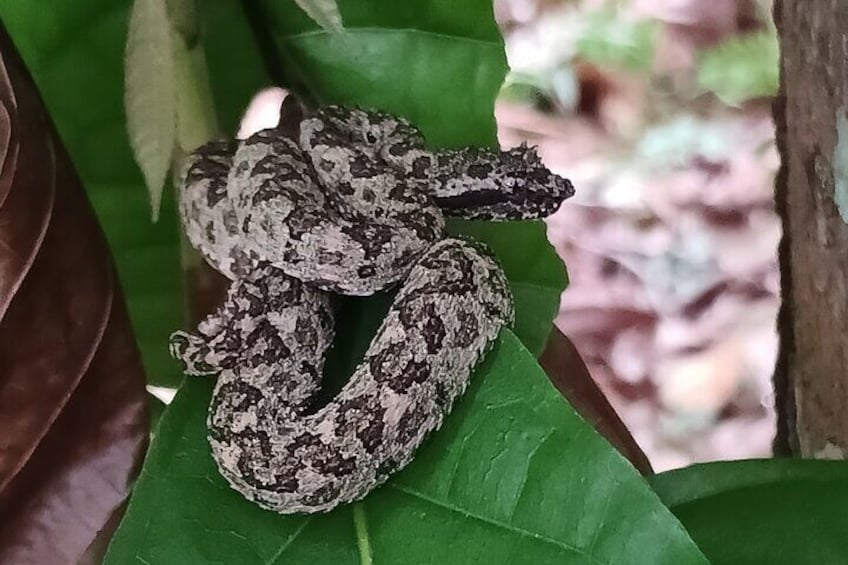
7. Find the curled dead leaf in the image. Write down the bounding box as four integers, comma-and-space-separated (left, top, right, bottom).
540, 328, 653, 475
0, 22, 148, 565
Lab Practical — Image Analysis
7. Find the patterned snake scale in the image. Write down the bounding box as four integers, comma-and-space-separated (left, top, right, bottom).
169, 99, 574, 514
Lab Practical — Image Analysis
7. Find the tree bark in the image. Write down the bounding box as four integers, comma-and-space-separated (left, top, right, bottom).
773, 0, 848, 457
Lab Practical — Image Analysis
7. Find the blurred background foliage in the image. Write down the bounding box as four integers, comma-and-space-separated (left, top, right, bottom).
499, 0, 776, 111
494, 0, 780, 470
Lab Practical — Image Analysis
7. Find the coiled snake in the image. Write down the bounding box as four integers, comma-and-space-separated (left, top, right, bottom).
169, 99, 573, 514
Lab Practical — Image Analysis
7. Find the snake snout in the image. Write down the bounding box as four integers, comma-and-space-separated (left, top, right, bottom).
524, 167, 575, 215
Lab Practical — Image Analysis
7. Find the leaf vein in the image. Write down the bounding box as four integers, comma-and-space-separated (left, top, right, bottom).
278, 26, 503, 49
388, 484, 607, 563
506, 428, 556, 522
264, 518, 312, 564
442, 416, 489, 497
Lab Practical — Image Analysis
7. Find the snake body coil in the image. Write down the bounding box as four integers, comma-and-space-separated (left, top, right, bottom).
170, 102, 573, 513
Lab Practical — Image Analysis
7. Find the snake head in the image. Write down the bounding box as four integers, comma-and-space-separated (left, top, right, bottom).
506, 143, 575, 213
432, 143, 575, 221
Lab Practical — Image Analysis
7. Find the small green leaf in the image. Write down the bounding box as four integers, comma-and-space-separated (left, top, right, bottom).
294, 0, 344, 32
105, 331, 707, 564
163, 0, 219, 156
696, 31, 779, 105
125, 0, 178, 220
499, 75, 550, 106
652, 459, 848, 564
576, 8, 656, 72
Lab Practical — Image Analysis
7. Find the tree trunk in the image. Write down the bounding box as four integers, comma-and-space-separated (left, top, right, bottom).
773, 0, 848, 457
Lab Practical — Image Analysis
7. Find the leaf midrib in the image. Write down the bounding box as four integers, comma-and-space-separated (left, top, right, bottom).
390, 483, 606, 564
267, 486, 605, 565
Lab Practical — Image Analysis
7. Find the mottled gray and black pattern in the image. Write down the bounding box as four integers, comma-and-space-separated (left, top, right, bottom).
179, 140, 258, 280
429, 144, 573, 220
171, 103, 573, 514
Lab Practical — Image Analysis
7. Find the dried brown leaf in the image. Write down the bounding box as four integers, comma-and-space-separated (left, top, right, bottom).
0, 23, 148, 565
540, 328, 653, 475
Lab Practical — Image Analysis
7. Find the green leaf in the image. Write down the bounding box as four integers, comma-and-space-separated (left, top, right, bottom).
294, 0, 344, 32
256, 0, 507, 148
652, 459, 848, 564
105, 331, 707, 564
172, 21, 219, 153
447, 219, 567, 356
164, 0, 198, 41
576, 8, 656, 72
163, 0, 221, 154
125, 0, 178, 220
147, 392, 167, 432
0, 0, 185, 386
696, 31, 779, 105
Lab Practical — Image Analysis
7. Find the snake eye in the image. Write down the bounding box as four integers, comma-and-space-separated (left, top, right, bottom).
366, 132, 378, 144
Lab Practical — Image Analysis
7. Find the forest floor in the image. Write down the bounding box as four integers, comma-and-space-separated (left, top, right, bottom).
496, 0, 779, 471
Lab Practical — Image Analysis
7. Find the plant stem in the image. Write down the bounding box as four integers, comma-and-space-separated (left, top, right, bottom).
353, 502, 374, 565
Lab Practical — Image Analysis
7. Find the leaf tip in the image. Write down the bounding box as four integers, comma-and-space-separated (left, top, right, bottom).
145, 172, 165, 223
293, 0, 344, 33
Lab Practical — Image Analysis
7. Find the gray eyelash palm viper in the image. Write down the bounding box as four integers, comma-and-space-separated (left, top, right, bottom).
169, 97, 574, 514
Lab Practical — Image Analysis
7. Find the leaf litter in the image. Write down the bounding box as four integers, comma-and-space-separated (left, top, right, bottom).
497, 0, 779, 471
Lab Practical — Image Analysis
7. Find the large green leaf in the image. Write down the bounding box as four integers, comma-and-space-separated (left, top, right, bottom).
0, 0, 184, 386
255, 0, 506, 148
651, 459, 848, 564
105, 330, 706, 564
